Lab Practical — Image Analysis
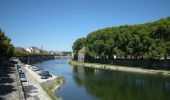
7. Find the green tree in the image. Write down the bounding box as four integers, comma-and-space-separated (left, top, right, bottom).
73, 16, 170, 61
72, 37, 86, 60
0, 29, 14, 66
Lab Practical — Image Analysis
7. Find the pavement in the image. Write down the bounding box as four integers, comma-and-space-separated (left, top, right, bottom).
0, 65, 20, 100
0, 63, 58, 100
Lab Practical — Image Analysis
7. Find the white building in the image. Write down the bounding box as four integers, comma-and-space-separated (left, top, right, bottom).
25, 48, 33, 53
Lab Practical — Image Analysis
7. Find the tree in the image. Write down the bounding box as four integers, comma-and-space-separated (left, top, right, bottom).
72, 37, 86, 60
0, 29, 14, 66
73, 16, 170, 61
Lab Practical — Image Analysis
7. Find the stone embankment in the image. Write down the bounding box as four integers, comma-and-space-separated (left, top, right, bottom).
41, 77, 64, 100
20, 56, 55, 64
69, 60, 170, 76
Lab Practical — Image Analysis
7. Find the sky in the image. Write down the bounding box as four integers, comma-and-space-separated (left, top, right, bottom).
0, 0, 170, 51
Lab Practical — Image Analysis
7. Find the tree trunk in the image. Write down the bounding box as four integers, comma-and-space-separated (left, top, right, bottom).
165, 55, 167, 60
124, 54, 127, 59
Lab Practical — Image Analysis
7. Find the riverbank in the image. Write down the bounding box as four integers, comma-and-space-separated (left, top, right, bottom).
20, 56, 55, 64
41, 77, 64, 100
23, 64, 64, 100
69, 60, 170, 76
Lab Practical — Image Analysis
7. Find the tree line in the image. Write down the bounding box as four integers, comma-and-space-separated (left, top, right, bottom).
14, 52, 53, 57
0, 29, 53, 67
73, 17, 170, 61
0, 29, 14, 66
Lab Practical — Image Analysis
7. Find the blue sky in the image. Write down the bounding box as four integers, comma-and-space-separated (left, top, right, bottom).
0, 0, 170, 51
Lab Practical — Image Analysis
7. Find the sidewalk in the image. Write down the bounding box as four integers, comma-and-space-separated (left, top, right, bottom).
0, 65, 20, 100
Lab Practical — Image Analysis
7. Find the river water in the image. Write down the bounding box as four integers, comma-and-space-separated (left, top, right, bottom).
34, 59, 170, 100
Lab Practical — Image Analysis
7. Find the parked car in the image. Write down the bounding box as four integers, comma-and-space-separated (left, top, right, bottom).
18, 68, 22, 71
10, 60, 18, 67
18, 70, 24, 74
41, 71, 49, 79
19, 73, 25, 77
28, 66, 33, 69
17, 65, 21, 69
31, 66, 37, 71
28, 65, 30, 67
41, 75, 48, 79
35, 68, 42, 72
19, 73, 27, 82
32, 67, 41, 72
36, 70, 43, 75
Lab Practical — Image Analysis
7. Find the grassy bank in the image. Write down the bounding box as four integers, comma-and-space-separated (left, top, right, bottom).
69, 60, 170, 76
41, 77, 64, 100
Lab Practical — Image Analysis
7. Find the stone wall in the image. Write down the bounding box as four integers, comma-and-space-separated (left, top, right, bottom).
19, 56, 55, 64
88, 59, 170, 70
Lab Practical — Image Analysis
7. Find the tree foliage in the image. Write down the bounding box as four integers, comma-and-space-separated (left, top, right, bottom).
73, 17, 170, 60
13, 51, 53, 57
72, 37, 86, 60
0, 29, 14, 66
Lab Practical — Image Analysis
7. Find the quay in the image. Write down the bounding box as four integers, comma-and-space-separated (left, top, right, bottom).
21, 64, 64, 100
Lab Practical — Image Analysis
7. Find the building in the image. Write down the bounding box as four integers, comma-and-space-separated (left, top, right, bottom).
78, 47, 85, 62
31, 46, 42, 53
71, 52, 74, 60
25, 48, 33, 53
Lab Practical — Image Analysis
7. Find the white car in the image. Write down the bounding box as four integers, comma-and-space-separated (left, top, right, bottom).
36, 70, 43, 75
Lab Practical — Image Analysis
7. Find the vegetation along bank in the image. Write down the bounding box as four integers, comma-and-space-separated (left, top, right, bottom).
0, 29, 14, 67
72, 17, 170, 69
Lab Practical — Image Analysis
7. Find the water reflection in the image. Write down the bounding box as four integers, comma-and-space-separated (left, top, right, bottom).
73, 66, 170, 100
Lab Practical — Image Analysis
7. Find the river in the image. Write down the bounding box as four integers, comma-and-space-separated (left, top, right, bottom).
34, 59, 170, 100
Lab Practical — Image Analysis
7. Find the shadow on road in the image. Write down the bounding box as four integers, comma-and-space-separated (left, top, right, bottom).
0, 97, 3, 100
23, 85, 38, 98
0, 66, 16, 96
0, 85, 16, 95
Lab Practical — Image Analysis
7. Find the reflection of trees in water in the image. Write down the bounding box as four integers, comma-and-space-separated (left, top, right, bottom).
73, 66, 170, 100
72, 66, 85, 87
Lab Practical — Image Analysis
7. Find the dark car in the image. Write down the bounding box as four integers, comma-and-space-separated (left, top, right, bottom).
18, 70, 24, 74
19, 73, 27, 82
41, 75, 48, 79
17, 65, 21, 69
10, 60, 18, 67
19, 73, 25, 77
41, 71, 49, 79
